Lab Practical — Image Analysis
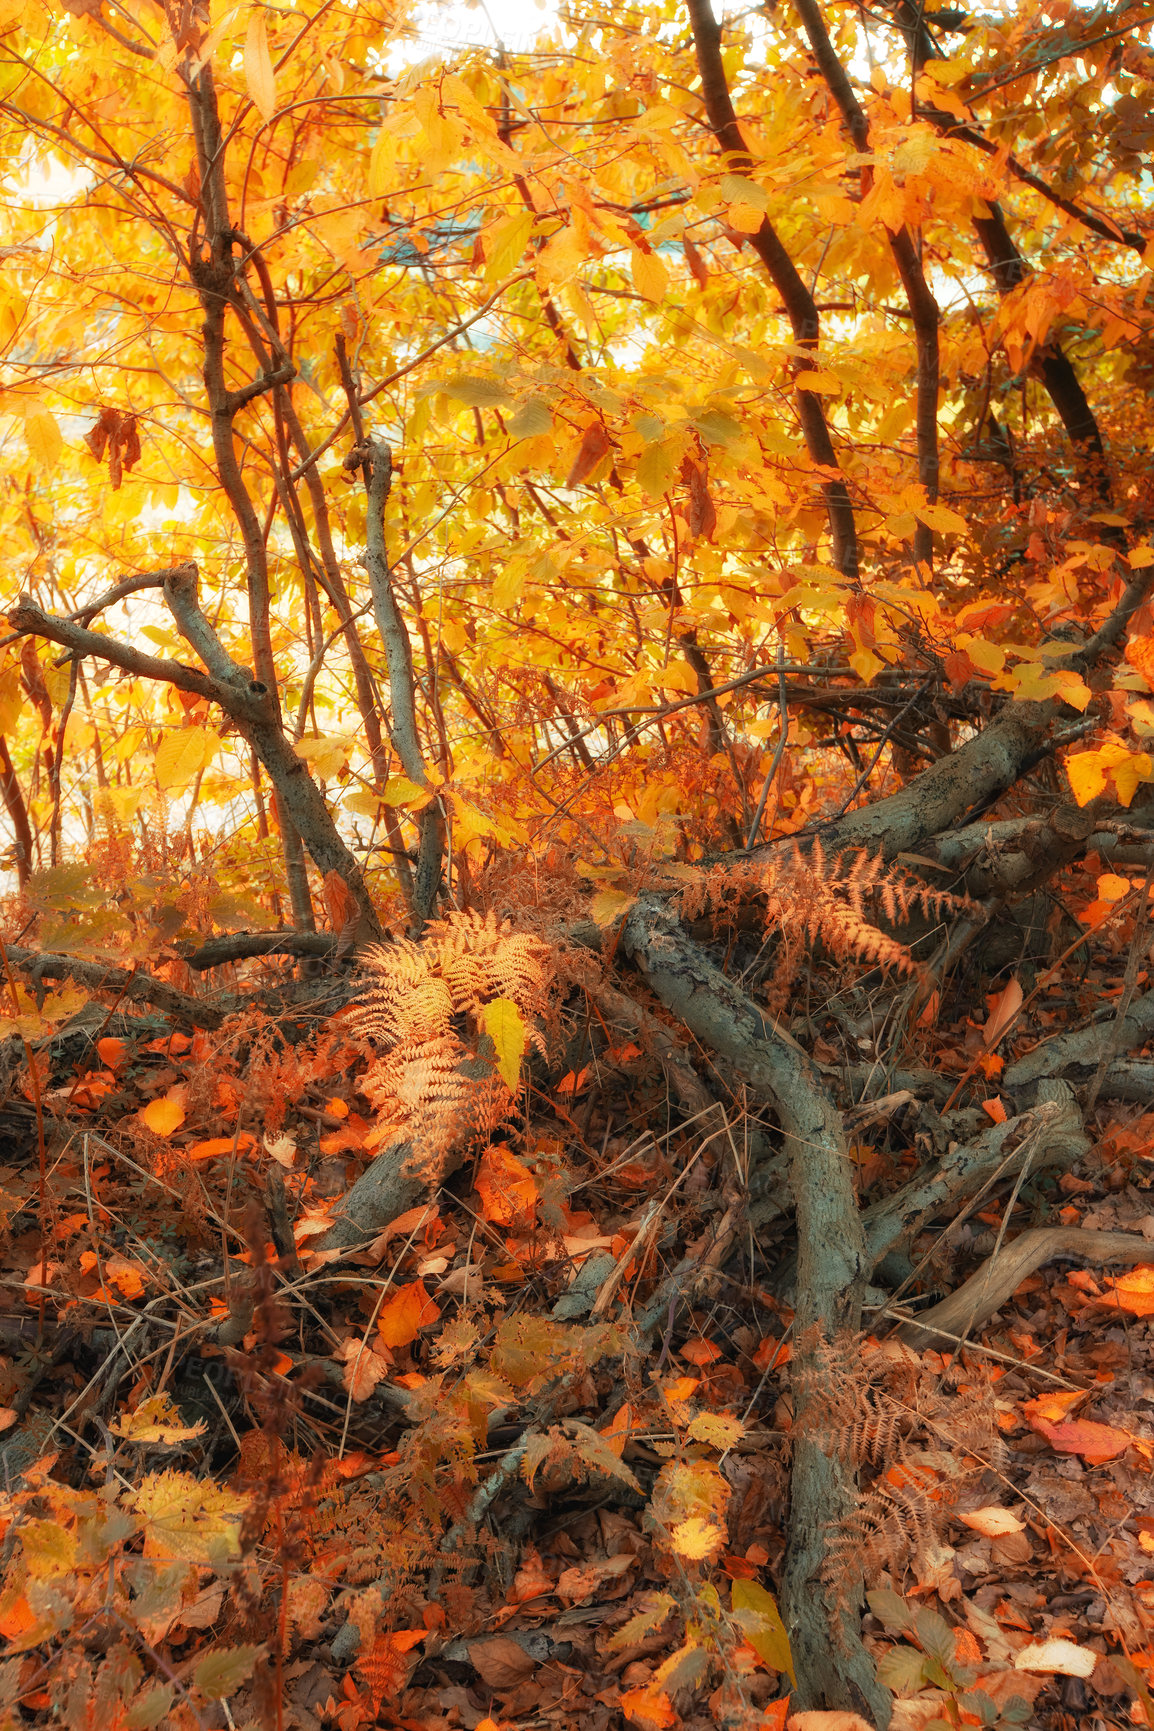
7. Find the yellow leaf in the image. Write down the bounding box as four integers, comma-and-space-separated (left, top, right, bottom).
659, 658, 698, 696
480, 995, 527, 1090
669, 1516, 725, 1560
484, 209, 536, 281
24, 406, 62, 471
727, 201, 765, 234
730, 1579, 797, 1684
849, 646, 884, 684
958, 633, 1005, 676
154, 725, 219, 791
1009, 663, 1092, 708
590, 889, 636, 927
133, 1470, 250, 1563
794, 369, 842, 394
915, 501, 967, 533
631, 246, 668, 302
244, 9, 277, 123
1067, 748, 1109, 806
21, 1520, 77, 1579
294, 733, 353, 779
139, 1093, 186, 1137
686, 1411, 745, 1449
1114, 750, 1153, 807
112, 1394, 208, 1445
381, 774, 431, 808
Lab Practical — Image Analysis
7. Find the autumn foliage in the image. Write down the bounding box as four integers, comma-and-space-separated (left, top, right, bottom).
0, 0, 1151, 1726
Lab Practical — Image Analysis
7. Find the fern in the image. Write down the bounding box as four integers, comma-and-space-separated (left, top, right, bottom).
670, 842, 976, 1016
797, 1334, 997, 1600
347, 911, 553, 1184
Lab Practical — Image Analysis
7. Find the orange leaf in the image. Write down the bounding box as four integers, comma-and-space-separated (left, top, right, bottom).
958, 1506, 1026, 1538
981, 1097, 1008, 1124
555, 1066, 591, 1095
600, 1402, 634, 1458
1099, 1264, 1154, 1315
0, 1594, 34, 1640
761, 1701, 791, 1731
954, 1627, 983, 1666
186, 1134, 257, 1162
1028, 1414, 1133, 1462
620, 1684, 677, 1729
1024, 1389, 1084, 1424
368, 1204, 441, 1260
96, 1037, 127, 1071
983, 977, 1022, 1047
105, 1256, 147, 1300
681, 1338, 722, 1366
377, 1280, 440, 1348
139, 1092, 186, 1136
565, 422, 612, 488
1126, 632, 1154, 690
319, 1112, 370, 1155
24, 1257, 61, 1300
1097, 872, 1131, 903
475, 1146, 538, 1225
337, 1338, 389, 1401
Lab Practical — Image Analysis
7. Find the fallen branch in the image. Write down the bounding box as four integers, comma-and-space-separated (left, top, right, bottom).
620, 896, 889, 1725
2, 947, 223, 1030
1005, 989, 1154, 1090
1096, 1058, 1154, 1101
892, 1227, 1154, 1352
862, 1096, 1088, 1271
183, 931, 339, 971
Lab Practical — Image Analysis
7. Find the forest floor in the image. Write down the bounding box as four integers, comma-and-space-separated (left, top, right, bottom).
0, 844, 1151, 1731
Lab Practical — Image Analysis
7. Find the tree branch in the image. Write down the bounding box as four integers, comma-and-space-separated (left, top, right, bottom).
621, 896, 888, 1722
3, 947, 223, 1029
356, 437, 445, 927
686, 0, 859, 579
791, 0, 940, 566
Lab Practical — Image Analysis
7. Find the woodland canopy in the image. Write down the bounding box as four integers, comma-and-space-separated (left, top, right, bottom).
0, 0, 1152, 1727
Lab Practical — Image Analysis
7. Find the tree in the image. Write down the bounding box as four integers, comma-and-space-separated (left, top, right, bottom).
0, 0, 1151, 1722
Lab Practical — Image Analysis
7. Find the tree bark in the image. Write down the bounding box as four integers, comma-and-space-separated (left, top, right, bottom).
620, 897, 889, 1724
686, 0, 859, 579
791, 0, 940, 567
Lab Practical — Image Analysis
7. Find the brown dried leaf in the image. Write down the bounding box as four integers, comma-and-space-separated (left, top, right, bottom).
565, 423, 611, 488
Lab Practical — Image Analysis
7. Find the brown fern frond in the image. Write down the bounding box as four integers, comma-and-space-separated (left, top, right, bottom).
670, 841, 978, 999
824, 1476, 944, 1589
347, 912, 556, 1185
806, 1333, 997, 1600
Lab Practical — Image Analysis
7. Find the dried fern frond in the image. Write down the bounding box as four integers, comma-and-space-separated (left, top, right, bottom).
800, 1333, 997, 1601
670, 842, 977, 1016
347, 912, 554, 1185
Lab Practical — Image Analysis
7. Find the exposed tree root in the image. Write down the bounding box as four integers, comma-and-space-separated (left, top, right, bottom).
620, 896, 890, 1726
3, 946, 224, 1028
893, 1227, 1154, 1352
1005, 988, 1154, 1090
861, 1092, 1088, 1271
